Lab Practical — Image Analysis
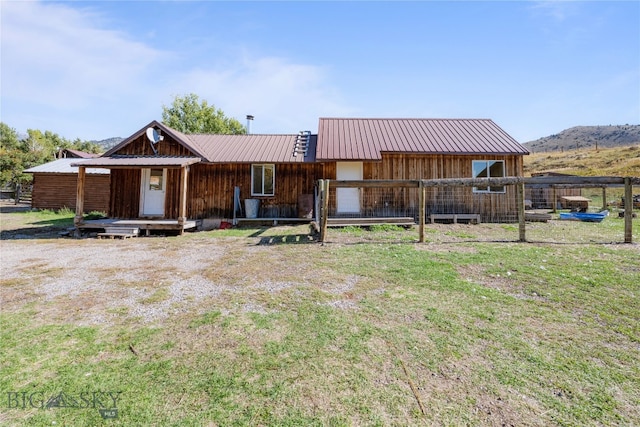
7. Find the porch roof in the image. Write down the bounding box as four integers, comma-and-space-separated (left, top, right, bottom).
71, 156, 201, 169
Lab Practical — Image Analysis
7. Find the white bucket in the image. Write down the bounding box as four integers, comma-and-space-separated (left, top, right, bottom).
245, 199, 260, 218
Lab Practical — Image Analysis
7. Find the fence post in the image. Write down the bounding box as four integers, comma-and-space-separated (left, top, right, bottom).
602, 186, 607, 211
517, 181, 526, 242
74, 166, 86, 238
320, 180, 330, 243
624, 177, 633, 244
14, 183, 21, 205
418, 180, 425, 243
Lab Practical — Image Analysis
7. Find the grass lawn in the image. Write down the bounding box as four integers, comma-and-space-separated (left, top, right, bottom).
1, 209, 639, 426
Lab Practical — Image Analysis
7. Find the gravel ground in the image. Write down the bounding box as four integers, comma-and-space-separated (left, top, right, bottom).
0, 202, 357, 326
0, 237, 234, 324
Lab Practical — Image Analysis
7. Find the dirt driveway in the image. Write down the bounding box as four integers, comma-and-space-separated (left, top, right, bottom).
0, 202, 342, 327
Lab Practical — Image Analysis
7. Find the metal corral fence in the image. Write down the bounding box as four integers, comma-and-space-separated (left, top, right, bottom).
317, 176, 639, 244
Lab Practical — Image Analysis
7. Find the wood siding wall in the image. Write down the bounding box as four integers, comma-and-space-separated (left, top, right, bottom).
114, 134, 193, 157
326, 154, 525, 221
108, 135, 525, 221
186, 163, 324, 219
109, 163, 324, 219
31, 173, 110, 212
109, 169, 141, 218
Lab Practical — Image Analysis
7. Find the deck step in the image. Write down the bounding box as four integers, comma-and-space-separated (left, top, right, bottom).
98, 226, 140, 239
104, 226, 139, 235
97, 233, 137, 239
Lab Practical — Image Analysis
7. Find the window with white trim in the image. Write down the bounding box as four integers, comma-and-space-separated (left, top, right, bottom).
472, 160, 505, 193
251, 164, 275, 196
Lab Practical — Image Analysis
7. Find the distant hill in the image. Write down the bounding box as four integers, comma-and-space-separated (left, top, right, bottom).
524, 145, 640, 177
90, 137, 124, 151
524, 125, 640, 152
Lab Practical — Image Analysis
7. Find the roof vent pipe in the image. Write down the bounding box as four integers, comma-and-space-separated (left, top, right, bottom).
246, 115, 254, 134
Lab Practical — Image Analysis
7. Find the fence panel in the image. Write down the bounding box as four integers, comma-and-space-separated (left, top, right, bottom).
318, 178, 638, 245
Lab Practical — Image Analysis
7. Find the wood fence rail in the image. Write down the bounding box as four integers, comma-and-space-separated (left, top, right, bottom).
318, 176, 638, 244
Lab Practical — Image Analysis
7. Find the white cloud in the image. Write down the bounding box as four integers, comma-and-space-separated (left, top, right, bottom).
529, 0, 578, 23
165, 55, 354, 134
1, 1, 166, 108
1, 1, 170, 139
1, 1, 353, 138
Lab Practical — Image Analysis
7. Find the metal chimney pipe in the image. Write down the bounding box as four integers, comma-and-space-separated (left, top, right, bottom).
246, 115, 254, 134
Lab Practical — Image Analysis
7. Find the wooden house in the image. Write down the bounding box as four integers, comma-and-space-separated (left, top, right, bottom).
316, 118, 529, 222
73, 118, 528, 232
24, 155, 110, 212
74, 121, 323, 231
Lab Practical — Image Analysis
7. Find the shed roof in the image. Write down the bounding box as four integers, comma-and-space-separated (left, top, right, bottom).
316, 118, 529, 161
24, 158, 110, 175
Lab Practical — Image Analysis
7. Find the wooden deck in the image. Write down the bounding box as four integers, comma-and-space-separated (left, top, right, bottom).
78, 218, 198, 235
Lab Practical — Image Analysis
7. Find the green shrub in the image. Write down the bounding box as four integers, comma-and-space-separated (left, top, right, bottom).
84, 211, 108, 220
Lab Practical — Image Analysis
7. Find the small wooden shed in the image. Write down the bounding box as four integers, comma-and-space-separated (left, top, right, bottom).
24, 158, 110, 212
525, 172, 582, 209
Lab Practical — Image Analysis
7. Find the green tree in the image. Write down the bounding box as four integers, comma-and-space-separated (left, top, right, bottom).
0, 122, 27, 185
0, 123, 104, 186
161, 93, 246, 134
22, 129, 73, 168
73, 139, 102, 154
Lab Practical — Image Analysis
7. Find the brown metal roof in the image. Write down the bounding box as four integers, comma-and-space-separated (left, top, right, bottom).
71, 156, 201, 169
106, 120, 316, 164
186, 133, 317, 163
63, 149, 100, 158
316, 118, 529, 161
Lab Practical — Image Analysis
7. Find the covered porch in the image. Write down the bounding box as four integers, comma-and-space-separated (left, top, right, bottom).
71, 156, 201, 237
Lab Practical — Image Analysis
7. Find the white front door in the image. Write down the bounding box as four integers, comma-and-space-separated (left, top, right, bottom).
336, 162, 362, 214
140, 168, 166, 216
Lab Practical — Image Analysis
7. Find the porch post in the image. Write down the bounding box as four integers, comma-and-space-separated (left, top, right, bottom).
178, 166, 189, 233
74, 166, 86, 237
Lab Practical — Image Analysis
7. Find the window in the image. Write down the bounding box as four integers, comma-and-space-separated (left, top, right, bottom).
472, 160, 505, 193
251, 164, 275, 196
149, 169, 164, 191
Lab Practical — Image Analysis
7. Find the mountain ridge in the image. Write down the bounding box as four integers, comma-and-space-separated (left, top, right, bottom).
524, 124, 640, 152
90, 137, 124, 151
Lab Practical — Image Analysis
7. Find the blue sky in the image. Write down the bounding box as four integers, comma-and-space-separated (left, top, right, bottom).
1, 1, 638, 143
